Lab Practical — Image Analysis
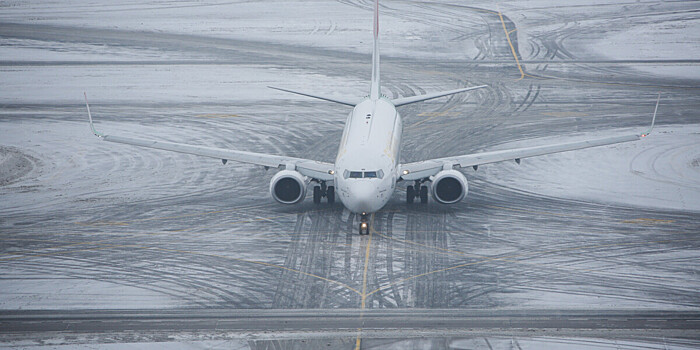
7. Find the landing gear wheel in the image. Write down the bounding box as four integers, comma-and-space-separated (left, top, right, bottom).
359, 224, 369, 235
419, 185, 428, 204
358, 224, 369, 235
406, 186, 415, 204
313, 186, 321, 204
327, 186, 335, 204
359, 213, 370, 235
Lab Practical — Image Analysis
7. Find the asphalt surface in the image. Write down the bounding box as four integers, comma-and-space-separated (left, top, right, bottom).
1, 0, 699, 349
2, 309, 699, 333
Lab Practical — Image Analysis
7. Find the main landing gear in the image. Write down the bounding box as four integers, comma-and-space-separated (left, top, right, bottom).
313, 181, 335, 205
359, 212, 370, 235
406, 180, 428, 204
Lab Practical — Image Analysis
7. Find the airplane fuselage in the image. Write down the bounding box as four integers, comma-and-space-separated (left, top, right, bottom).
334, 98, 402, 214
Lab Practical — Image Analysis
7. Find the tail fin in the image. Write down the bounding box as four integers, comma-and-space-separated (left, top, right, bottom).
370, 0, 381, 100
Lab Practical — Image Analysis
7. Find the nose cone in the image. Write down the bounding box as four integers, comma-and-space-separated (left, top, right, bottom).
344, 181, 381, 213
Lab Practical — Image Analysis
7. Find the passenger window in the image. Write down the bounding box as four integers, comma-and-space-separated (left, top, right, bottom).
349, 171, 363, 178
343, 170, 350, 179
377, 170, 384, 179
364, 171, 377, 178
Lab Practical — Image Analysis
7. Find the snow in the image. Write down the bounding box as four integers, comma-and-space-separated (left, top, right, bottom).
0, 65, 366, 104
0, 277, 182, 310
481, 125, 700, 212
0, 0, 698, 347
0, 0, 476, 60
590, 18, 700, 80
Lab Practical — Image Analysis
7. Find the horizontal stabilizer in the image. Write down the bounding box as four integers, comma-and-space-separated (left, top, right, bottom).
392, 85, 487, 107
268, 86, 357, 107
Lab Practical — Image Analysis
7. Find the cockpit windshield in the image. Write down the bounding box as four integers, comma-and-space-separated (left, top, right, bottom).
344, 170, 384, 179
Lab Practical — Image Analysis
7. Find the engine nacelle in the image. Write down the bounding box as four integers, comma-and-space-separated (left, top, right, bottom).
430, 169, 468, 204
270, 170, 307, 204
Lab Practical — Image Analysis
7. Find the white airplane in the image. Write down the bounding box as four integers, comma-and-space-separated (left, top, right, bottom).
85, 0, 659, 235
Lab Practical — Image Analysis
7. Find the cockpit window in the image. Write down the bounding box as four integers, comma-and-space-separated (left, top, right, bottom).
344, 170, 384, 179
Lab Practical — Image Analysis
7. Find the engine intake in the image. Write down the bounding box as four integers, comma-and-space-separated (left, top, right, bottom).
270, 170, 307, 204
431, 169, 468, 204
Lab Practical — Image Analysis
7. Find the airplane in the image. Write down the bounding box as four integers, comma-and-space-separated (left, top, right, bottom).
85, 0, 660, 235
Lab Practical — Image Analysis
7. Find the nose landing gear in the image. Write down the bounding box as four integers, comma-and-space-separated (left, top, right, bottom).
359, 212, 370, 235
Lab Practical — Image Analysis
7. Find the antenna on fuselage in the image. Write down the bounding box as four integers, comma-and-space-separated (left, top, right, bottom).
369, 0, 381, 100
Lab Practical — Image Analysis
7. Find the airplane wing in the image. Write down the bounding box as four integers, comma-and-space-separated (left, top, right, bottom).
399, 95, 660, 181
84, 94, 335, 181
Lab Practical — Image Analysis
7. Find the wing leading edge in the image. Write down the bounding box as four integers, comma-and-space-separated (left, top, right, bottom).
84, 93, 334, 181
400, 94, 661, 181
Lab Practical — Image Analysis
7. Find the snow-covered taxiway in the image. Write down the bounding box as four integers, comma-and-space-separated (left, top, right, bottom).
1, 0, 699, 349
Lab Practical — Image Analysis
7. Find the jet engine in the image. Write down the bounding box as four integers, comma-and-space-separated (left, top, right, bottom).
430, 169, 468, 204
270, 170, 307, 204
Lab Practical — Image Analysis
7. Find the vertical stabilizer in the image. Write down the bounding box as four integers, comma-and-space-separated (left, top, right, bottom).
370, 0, 381, 100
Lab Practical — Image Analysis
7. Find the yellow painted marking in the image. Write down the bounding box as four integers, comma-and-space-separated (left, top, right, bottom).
498, 11, 525, 81
622, 218, 675, 225
410, 105, 460, 129
355, 213, 375, 350
485, 204, 676, 227
0, 245, 119, 262
417, 105, 460, 118
364, 237, 698, 298
507, 28, 518, 35
0, 236, 124, 261
0, 235, 358, 260
75, 202, 276, 227
542, 111, 588, 118
371, 229, 681, 285
484, 204, 598, 220
524, 71, 700, 90
0, 241, 362, 296
195, 113, 241, 119
416, 112, 459, 118
74, 221, 129, 227
360, 214, 374, 307
373, 231, 480, 259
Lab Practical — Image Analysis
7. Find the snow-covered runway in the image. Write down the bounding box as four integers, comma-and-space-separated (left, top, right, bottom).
1, 0, 699, 349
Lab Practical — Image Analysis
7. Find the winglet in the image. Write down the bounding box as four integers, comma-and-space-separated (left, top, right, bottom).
84, 92, 104, 138
641, 93, 660, 138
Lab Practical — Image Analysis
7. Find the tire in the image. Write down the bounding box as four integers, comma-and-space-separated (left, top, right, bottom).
313, 186, 321, 204
407, 186, 415, 204
420, 185, 428, 204
327, 186, 335, 204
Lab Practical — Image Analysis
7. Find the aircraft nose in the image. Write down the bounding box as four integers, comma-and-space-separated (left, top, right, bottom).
348, 181, 378, 213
